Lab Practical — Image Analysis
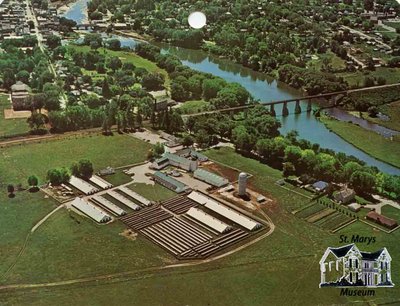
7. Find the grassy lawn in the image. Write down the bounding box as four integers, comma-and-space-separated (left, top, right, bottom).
69, 45, 170, 88
0, 191, 57, 278
337, 67, 400, 88
103, 170, 133, 186
321, 116, 400, 168
177, 100, 209, 114
2, 149, 400, 305
0, 134, 151, 186
0, 94, 30, 138
1, 208, 172, 285
381, 205, 400, 221
359, 100, 400, 132
127, 182, 176, 202
308, 51, 346, 71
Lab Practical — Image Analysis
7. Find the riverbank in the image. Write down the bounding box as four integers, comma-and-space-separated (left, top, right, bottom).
349, 101, 400, 132
320, 115, 400, 169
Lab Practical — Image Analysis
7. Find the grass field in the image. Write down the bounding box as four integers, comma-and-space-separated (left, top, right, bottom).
337, 67, 400, 88
367, 100, 400, 132
321, 116, 400, 168
0, 94, 30, 138
127, 182, 176, 202
1, 148, 400, 305
381, 205, 400, 221
177, 100, 209, 114
68, 45, 170, 88
0, 134, 152, 186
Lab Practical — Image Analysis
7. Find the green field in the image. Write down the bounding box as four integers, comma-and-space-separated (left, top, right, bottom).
358, 100, 400, 132
1, 147, 400, 305
0, 94, 30, 138
68, 45, 170, 88
381, 205, 400, 221
321, 116, 400, 168
0, 134, 152, 185
127, 182, 176, 202
178, 100, 209, 114
338, 67, 400, 88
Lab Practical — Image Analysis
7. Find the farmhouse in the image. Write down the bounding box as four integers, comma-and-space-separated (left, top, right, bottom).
334, 188, 356, 204
11, 81, 30, 111
366, 211, 398, 229
71, 197, 111, 223
320, 244, 394, 287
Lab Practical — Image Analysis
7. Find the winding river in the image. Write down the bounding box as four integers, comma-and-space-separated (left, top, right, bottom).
62, 1, 400, 175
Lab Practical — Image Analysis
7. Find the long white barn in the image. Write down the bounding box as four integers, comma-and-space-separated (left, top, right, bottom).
187, 207, 232, 234
69, 176, 99, 195
118, 186, 151, 206
71, 197, 111, 223
107, 190, 141, 211
89, 175, 113, 190
187, 191, 262, 231
91, 195, 126, 216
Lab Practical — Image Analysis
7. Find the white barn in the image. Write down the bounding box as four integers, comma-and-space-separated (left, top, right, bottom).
118, 186, 151, 206
91, 195, 126, 216
107, 190, 141, 211
187, 207, 232, 234
89, 175, 113, 190
71, 197, 111, 223
69, 176, 99, 195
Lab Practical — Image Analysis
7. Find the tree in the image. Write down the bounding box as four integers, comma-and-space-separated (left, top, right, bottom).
153, 142, 165, 158
28, 175, 39, 192
182, 133, 194, 147
142, 72, 165, 90
27, 112, 48, 134
47, 168, 71, 186
71, 159, 94, 179
350, 171, 376, 194
7, 184, 15, 198
46, 35, 61, 50
283, 162, 296, 177
107, 39, 121, 51
106, 56, 122, 72
102, 78, 112, 99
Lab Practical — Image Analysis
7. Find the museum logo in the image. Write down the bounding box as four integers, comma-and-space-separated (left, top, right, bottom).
319, 244, 394, 289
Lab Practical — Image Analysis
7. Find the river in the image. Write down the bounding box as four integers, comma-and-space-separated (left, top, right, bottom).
62, 0, 400, 175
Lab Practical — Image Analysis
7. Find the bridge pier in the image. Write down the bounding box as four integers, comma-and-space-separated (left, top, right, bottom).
294, 100, 302, 114
270, 104, 276, 117
307, 100, 312, 113
282, 102, 289, 117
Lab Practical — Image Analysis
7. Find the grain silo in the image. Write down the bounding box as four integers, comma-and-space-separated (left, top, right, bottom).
238, 172, 247, 196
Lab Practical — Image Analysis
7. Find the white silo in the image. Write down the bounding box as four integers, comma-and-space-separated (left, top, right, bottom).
238, 172, 247, 196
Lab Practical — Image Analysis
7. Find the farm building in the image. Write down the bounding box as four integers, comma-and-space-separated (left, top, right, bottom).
175, 148, 209, 162
334, 188, 355, 204
118, 186, 152, 207
187, 207, 232, 234
89, 175, 113, 190
151, 152, 198, 172
366, 211, 398, 229
71, 197, 111, 223
187, 191, 262, 231
11, 81, 30, 110
107, 190, 141, 211
69, 176, 99, 195
312, 181, 329, 192
348, 203, 361, 212
153, 171, 190, 193
90, 195, 126, 216
193, 169, 229, 187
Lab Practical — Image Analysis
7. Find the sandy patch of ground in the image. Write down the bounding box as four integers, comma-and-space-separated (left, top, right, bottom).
125, 162, 155, 185
120, 229, 137, 241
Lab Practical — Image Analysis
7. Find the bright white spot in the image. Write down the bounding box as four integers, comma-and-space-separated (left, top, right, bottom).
188, 11, 207, 29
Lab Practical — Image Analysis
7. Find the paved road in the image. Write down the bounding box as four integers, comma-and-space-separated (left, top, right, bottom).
341, 25, 392, 50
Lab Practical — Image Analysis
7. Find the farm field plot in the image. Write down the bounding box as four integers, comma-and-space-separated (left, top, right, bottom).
295, 203, 326, 219
0, 134, 151, 185
319, 212, 353, 231
0, 94, 30, 138
306, 208, 335, 223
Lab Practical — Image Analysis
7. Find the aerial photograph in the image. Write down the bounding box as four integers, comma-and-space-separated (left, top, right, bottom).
0, 0, 399, 305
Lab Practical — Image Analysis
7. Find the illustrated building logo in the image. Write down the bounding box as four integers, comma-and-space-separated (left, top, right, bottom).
319, 244, 394, 288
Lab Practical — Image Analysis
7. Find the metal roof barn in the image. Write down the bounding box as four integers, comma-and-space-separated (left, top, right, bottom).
187, 207, 232, 233
71, 197, 111, 223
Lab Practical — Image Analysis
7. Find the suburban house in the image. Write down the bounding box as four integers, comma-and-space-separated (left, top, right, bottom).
320, 244, 394, 288
334, 188, 356, 204
11, 81, 30, 110
366, 211, 398, 230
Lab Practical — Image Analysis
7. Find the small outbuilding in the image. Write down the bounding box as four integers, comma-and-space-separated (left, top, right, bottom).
334, 188, 356, 204
312, 181, 329, 193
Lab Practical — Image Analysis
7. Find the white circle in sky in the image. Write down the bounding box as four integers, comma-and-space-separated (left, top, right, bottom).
188, 12, 207, 29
